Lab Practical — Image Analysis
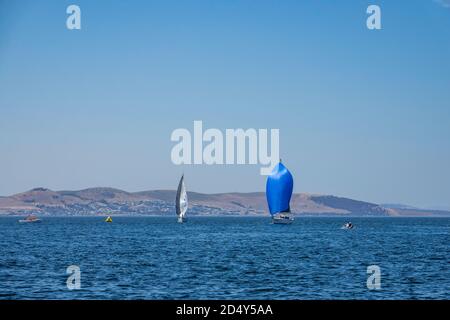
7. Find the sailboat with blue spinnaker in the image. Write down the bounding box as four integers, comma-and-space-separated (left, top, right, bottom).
266, 160, 294, 224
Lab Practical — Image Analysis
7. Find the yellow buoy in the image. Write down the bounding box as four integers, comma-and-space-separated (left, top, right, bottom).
105, 216, 112, 223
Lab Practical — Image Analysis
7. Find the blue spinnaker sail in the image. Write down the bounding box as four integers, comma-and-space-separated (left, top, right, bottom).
266, 162, 294, 215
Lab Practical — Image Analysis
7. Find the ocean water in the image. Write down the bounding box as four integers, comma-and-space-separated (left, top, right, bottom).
0, 216, 448, 300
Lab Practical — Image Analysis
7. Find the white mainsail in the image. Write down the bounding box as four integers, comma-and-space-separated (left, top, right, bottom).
176, 175, 188, 223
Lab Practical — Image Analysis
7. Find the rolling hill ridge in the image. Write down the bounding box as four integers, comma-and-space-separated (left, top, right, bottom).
0, 187, 448, 217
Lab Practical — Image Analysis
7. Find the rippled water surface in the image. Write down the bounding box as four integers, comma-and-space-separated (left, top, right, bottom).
0, 216, 448, 299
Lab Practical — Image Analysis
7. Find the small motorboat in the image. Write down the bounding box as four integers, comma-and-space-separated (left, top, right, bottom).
19, 214, 42, 223
342, 222, 354, 229
105, 216, 113, 223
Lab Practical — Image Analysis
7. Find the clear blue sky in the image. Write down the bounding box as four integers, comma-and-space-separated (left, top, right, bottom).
0, 0, 449, 208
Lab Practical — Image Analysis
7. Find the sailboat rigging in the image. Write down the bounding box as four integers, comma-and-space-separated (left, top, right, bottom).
176, 175, 188, 223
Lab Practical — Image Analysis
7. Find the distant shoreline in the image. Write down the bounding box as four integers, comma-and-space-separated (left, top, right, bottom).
2, 214, 450, 218
1, 187, 449, 217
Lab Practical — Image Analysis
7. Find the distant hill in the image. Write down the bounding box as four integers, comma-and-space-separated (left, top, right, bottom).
0, 187, 448, 217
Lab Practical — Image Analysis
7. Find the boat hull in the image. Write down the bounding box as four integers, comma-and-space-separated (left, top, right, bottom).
19, 219, 41, 223
271, 215, 294, 225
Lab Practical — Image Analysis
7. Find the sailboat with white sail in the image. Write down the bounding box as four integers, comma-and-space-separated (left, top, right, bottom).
176, 175, 188, 223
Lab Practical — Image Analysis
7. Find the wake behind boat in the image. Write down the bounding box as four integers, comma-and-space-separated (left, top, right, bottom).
18, 214, 41, 223
176, 174, 188, 223
266, 160, 294, 225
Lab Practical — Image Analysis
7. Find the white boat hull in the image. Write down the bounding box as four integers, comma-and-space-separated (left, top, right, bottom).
19, 219, 41, 223
272, 215, 294, 225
